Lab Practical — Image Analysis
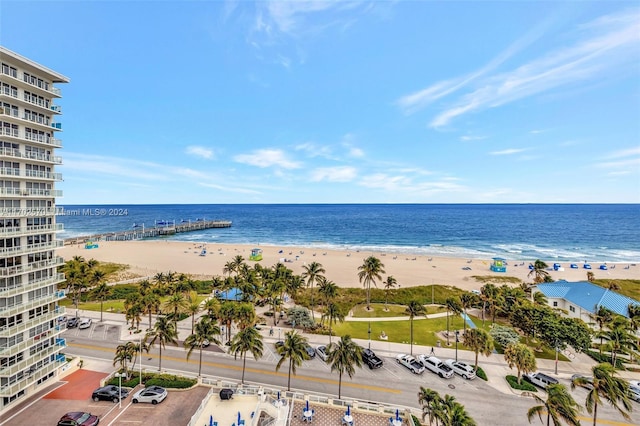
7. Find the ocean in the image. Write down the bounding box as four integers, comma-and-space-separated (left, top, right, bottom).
55, 204, 640, 263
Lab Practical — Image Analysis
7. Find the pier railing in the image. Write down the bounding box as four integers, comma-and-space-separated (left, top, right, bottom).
63, 220, 231, 245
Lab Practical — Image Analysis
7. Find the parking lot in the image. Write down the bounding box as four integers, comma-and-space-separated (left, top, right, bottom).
64, 318, 122, 341
1, 368, 211, 426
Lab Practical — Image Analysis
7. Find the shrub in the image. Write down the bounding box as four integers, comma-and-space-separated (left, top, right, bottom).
506, 375, 537, 392
490, 325, 520, 347
287, 307, 314, 329
474, 366, 488, 381
107, 372, 196, 389
585, 350, 624, 369
411, 414, 422, 426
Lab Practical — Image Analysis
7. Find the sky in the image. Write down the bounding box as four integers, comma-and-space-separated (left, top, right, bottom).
1, 1, 639, 204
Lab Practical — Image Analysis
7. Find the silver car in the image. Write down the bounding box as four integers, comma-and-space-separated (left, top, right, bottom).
444, 359, 476, 380
78, 318, 92, 329
315, 345, 329, 362
131, 385, 167, 405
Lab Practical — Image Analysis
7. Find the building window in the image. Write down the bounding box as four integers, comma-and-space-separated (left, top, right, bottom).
569, 306, 575, 313
553, 301, 558, 307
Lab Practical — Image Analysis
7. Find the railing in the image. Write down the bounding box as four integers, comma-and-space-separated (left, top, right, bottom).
0, 147, 63, 163
0, 357, 66, 396
0, 207, 59, 217
1, 86, 19, 98
0, 127, 19, 137
1, 106, 18, 117
23, 114, 50, 126
0, 290, 65, 316
0, 222, 64, 236
50, 122, 62, 130
0, 240, 64, 256
0, 273, 65, 298
0, 307, 65, 337
51, 105, 62, 113
0, 168, 63, 180
0, 257, 64, 277
0, 344, 62, 376
0, 188, 62, 197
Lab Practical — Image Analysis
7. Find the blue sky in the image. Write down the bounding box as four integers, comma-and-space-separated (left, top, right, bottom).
2, 1, 639, 204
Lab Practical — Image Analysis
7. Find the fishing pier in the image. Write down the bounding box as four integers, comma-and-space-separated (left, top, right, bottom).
63, 220, 232, 245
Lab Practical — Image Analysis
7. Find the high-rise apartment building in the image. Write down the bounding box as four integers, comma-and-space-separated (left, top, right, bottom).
0, 46, 68, 411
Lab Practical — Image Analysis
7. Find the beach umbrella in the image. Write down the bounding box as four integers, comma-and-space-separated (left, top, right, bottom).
346, 406, 350, 416
277, 391, 280, 400
306, 400, 309, 411
209, 414, 213, 426
237, 411, 241, 425
396, 409, 400, 421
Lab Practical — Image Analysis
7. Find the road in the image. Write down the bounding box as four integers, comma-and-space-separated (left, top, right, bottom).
63, 328, 640, 426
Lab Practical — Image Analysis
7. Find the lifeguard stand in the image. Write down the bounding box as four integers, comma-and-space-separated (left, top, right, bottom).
249, 248, 263, 261
490, 257, 506, 272
85, 241, 99, 249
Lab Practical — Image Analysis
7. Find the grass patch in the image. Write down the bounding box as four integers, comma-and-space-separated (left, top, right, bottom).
475, 366, 488, 381
350, 303, 447, 318
506, 375, 537, 392
472, 275, 522, 285
592, 279, 640, 302
107, 372, 197, 389
60, 294, 209, 315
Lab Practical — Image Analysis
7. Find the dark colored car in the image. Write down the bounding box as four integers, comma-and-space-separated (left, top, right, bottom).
219, 388, 234, 400
91, 385, 129, 402
57, 412, 99, 426
66, 317, 79, 328
304, 344, 316, 358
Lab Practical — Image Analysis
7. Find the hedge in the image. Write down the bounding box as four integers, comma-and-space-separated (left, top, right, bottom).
475, 366, 488, 381
107, 372, 197, 389
506, 375, 537, 392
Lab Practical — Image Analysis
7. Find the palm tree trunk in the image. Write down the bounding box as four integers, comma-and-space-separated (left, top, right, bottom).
463, 308, 467, 335
593, 402, 598, 426
159, 346, 162, 371
149, 311, 152, 330
329, 323, 333, 345
198, 347, 203, 377
242, 354, 247, 384
287, 359, 292, 391
191, 314, 195, 335
446, 311, 450, 346
482, 300, 486, 326
546, 411, 550, 426
100, 300, 104, 322
410, 317, 414, 356
366, 283, 371, 311
338, 371, 343, 399
310, 285, 315, 322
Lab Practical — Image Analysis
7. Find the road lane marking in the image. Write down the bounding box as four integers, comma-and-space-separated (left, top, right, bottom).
68, 342, 400, 394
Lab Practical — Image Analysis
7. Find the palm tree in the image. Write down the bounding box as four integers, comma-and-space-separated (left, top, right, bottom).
322, 303, 345, 345
504, 343, 537, 385
184, 316, 220, 377
526, 383, 581, 426
163, 293, 188, 326
357, 256, 385, 311
301, 262, 325, 322
317, 277, 338, 310
145, 315, 178, 372
528, 259, 550, 284
604, 320, 638, 367
480, 283, 501, 326
445, 297, 462, 346
92, 282, 111, 322
275, 330, 310, 391
326, 335, 363, 399
113, 342, 134, 373
572, 362, 632, 426
383, 276, 397, 311
459, 293, 477, 336
229, 326, 263, 384
436, 394, 476, 426
406, 300, 426, 355
141, 292, 161, 331
418, 387, 441, 426
186, 293, 201, 335
463, 328, 494, 373
591, 306, 614, 356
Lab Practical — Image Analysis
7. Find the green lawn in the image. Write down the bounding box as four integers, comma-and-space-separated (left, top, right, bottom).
60, 295, 209, 314
592, 279, 640, 301
350, 303, 447, 318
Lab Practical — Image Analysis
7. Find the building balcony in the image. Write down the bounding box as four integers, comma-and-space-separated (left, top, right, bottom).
1, 86, 19, 99
0, 207, 58, 217
0, 188, 63, 197
1, 68, 62, 97
50, 122, 62, 131
0, 240, 64, 256
1, 106, 19, 118
0, 223, 64, 238
50, 105, 62, 114
0, 273, 65, 298
0, 147, 62, 164
0, 324, 65, 357
0, 290, 65, 317
0, 307, 65, 338
0, 357, 65, 397
0, 344, 63, 377
0, 168, 63, 181
0, 257, 64, 277
0, 128, 62, 148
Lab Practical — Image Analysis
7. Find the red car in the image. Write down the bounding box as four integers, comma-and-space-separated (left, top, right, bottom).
57, 412, 99, 426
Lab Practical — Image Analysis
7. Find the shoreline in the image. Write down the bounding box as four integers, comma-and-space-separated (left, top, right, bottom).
60, 240, 640, 291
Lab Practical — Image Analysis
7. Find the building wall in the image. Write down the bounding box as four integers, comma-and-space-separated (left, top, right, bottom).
533, 288, 593, 323
0, 47, 68, 411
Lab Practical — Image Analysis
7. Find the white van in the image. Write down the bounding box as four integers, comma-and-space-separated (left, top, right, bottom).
524, 372, 558, 389
629, 381, 640, 402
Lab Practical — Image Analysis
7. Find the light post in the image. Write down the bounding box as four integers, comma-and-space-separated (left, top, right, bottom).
368, 321, 371, 350
455, 331, 460, 362
115, 372, 126, 409
139, 335, 143, 386
278, 328, 281, 341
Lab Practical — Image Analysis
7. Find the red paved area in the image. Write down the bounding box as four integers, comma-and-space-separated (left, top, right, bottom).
44, 370, 108, 400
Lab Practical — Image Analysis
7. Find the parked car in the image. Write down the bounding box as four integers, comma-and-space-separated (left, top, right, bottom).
316, 345, 329, 361
396, 354, 425, 374
361, 348, 384, 369
524, 372, 559, 389
571, 373, 593, 389
304, 344, 316, 358
78, 318, 92, 329
91, 385, 129, 402
418, 355, 454, 379
66, 317, 79, 328
444, 359, 476, 380
131, 385, 168, 404
629, 380, 640, 403
57, 412, 99, 426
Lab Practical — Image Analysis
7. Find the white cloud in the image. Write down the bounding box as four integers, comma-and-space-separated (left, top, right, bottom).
460, 135, 487, 142
185, 145, 214, 159
489, 148, 528, 156
605, 146, 640, 159
234, 149, 302, 169
597, 157, 640, 169
310, 166, 357, 182
294, 142, 334, 158
358, 173, 466, 194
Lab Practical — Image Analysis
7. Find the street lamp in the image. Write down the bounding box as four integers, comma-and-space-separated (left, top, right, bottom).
368, 321, 371, 350
115, 372, 127, 409
455, 331, 460, 362
139, 335, 143, 386
278, 328, 281, 341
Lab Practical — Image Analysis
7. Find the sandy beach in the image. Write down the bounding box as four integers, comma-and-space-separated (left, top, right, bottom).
60, 241, 640, 291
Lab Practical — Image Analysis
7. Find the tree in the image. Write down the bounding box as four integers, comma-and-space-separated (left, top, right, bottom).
326, 335, 363, 399
184, 316, 220, 377
317, 277, 338, 310
113, 342, 134, 373
383, 276, 397, 311
92, 282, 111, 322
145, 315, 178, 372
572, 362, 632, 426
591, 306, 614, 356
229, 326, 263, 384
526, 383, 581, 426
604, 319, 638, 367
480, 283, 501, 326
504, 343, 537, 385
445, 297, 462, 346
528, 259, 550, 284
141, 292, 161, 331
301, 262, 325, 322
322, 303, 345, 345
459, 293, 477, 336
275, 330, 310, 391
463, 328, 494, 373
357, 256, 385, 311
435, 394, 476, 426
163, 293, 188, 327
406, 300, 426, 355
186, 293, 201, 335
418, 387, 441, 426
